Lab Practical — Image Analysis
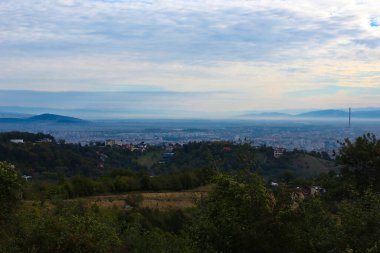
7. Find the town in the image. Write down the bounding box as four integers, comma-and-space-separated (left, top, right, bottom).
3, 119, 376, 157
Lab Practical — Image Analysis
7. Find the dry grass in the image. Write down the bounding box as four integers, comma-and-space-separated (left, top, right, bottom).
139, 192, 204, 209
82, 191, 207, 209
23, 189, 208, 210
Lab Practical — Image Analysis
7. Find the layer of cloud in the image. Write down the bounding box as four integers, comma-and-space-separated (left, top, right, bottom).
0, 0, 380, 115
2, 0, 380, 61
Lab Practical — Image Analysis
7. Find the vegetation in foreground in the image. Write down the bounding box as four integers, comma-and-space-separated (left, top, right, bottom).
1, 133, 380, 252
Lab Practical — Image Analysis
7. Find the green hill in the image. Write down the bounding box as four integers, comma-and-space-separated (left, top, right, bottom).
255, 151, 337, 179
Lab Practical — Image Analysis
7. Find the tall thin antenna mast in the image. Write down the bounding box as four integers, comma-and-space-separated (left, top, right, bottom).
349, 107, 351, 127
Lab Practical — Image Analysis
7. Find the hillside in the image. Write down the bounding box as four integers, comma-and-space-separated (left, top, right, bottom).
0, 132, 336, 182
290, 153, 334, 177
2, 133, 380, 253
83, 191, 203, 209
162, 142, 336, 179
0, 113, 87, 124
254, 150, 336, 179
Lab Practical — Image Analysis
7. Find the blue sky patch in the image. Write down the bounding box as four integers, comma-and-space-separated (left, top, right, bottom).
286, 85, 380, 98
370, 18, 379, 27
286, 86, 341, 97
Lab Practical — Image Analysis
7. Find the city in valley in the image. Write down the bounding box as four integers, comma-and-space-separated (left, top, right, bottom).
2, 112, 380, 156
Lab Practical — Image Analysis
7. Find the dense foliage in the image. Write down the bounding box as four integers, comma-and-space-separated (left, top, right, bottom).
0, 132, 146, 178
338, 133, 380, 191
158, 141, 334, 178
23, 167, 214, 200
0, 132, 334, 181
0, 161, 23, 221
1, 133, 380, 252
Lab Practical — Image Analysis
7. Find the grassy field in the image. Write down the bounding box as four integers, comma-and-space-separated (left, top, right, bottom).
83, 191, 207, 209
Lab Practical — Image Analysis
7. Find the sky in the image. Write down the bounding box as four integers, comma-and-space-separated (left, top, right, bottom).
0, 0, 380, 118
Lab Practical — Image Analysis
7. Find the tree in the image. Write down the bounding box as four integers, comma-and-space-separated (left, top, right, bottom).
188, 171, 276, 253
0, 161, 22, 221
336, 190, 380, 252
16, 202, 121, 253
338, 133, 380, 191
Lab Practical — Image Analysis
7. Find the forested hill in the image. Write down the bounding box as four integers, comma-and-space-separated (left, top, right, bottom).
164, 142, 337, 179
2, 133, 380, 252
0, 132, 146, 178
0, 132, 337, 181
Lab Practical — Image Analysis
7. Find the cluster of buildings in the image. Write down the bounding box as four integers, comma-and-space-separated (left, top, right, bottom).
252, 130, 351, 155
10, 139, 24, 144
8, 120, 378, 157
10, 138, 53, 144
270, 182, 327, 198
105, 140, 148, 152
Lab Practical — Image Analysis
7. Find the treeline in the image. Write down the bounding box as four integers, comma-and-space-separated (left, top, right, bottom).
160, 141, 334, 178
0, 132, 147, 178
0, 131, 55, 143
25, 167, 215, 200
162, 141, 256, 172
2, 133, 380, 252
0, 132, 334, 182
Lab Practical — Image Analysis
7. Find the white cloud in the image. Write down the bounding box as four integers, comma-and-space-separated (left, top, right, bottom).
0, 0, 380, 114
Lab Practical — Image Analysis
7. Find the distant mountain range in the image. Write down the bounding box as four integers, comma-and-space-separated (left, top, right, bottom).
243, 109, 380, 119
297, 110, 348, 118
0, 112, 32, 119
0, 113, 87, 124
251, 112, 292, 117
1, 110, 380, 124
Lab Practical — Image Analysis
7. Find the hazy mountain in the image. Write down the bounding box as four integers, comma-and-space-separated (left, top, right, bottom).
0, 113, 87, 124
27, 113, 86, 123
0, 112, 33, 118
242, 109, 380, 119
352, 110, 380, 118
296, 109, 348, 118
242, 112, 292, 117
0, 118, 24, 123
296, 110, 380, 118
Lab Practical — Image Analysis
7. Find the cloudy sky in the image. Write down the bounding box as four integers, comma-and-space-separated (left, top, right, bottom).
1, 0, 380, 118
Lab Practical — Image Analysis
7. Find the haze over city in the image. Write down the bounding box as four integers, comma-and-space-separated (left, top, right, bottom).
1, 0, 380, 118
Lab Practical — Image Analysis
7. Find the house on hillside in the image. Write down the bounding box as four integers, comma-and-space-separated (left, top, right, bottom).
36, 138, 52, 143
105, 139, 116, 147
137, 142, 148, 152
10, 139, 24, 144
310, 186, 326, 195
165, 144, 174, 152
22, 175, 32, 181
270, 181, 279, 187
274, 147, 286, 158
295, 185, 326, 196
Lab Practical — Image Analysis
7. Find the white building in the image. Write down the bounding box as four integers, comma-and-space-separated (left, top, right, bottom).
274, 147, 286, 158
105, 139, 116, 146
10, 139, 24, 144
